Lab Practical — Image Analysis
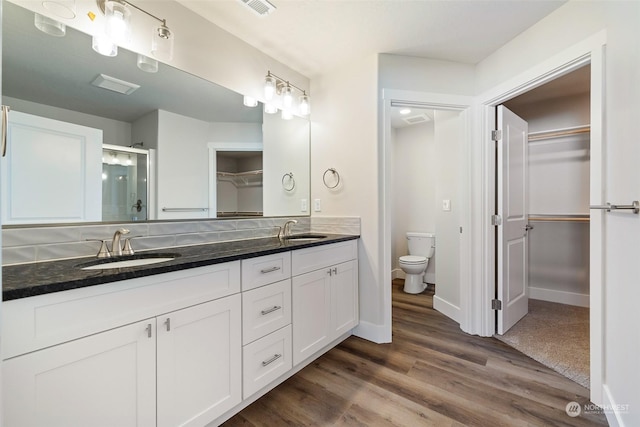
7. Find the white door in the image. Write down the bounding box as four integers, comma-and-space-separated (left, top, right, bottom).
496, 105, 529, 334
2, 320, 156, 427
156, 295, 242, 427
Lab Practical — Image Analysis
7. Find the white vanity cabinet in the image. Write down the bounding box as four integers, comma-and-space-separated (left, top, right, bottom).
1, 262, 242, 427
291, 240, 359, 366
240, 252, 293, 399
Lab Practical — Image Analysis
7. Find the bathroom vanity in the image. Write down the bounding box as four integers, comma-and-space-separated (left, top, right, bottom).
1, 234, 359, 427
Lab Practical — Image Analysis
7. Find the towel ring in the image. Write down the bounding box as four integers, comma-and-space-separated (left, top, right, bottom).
282, 172, 295, 192
323, 168, 340, 189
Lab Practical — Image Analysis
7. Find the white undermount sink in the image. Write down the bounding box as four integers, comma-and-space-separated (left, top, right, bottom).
79, 254, 179, 270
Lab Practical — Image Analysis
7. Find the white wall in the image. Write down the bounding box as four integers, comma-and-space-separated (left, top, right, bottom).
262, 113, 309, 217
156, 110, 209, 219
433, 110, 461, 319
391, 121, 436, 283
476, 1, 640, 423
4, 96, 132, 147
311, 54, 381, 336
208, 123, 262, 143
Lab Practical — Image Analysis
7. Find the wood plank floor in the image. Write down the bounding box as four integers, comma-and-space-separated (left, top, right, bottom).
223, 280, 608, 426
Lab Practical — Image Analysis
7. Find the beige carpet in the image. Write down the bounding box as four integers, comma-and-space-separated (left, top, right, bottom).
495, 299, 590, 389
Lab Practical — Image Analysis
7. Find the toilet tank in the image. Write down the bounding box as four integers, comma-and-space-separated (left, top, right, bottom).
406, 232, 435, 258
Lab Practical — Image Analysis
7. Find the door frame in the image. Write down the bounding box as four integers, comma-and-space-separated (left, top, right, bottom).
476, 30, 606, 404
380, 89, 474, 341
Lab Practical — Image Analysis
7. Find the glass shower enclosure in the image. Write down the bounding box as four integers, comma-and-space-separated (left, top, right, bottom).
102, 144, 149, 222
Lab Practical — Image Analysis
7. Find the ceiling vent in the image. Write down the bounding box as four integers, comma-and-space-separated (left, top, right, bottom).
238, 0, 276, 17
403, 114, 431, 125
91, 74, 140, 95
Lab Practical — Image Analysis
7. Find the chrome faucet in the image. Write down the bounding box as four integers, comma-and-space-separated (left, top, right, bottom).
279, 219, 298, 240
111, 228, 130, 256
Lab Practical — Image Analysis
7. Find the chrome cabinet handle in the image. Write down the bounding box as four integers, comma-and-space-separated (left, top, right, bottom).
260, 266, 281, 274
1, 105, 10, 157
260, 305, 282, 315
261, 353, 282, 367
145, 323, 152, 338
164, 318, 171, 332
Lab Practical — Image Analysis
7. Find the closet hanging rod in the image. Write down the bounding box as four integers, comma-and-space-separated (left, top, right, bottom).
528, 125, 590, 142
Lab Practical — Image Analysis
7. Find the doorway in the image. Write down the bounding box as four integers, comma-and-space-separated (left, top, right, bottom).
494, 65, 592, 388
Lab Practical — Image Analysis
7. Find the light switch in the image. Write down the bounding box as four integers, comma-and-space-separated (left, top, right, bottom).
314, 199, 322, 212
301, 199, 308, 212
442, 199, 451, 211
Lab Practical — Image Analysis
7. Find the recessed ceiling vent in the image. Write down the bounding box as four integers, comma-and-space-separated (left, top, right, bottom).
403, 114, 431, 125
91, 74, 140, 95
238, 0, 276, 16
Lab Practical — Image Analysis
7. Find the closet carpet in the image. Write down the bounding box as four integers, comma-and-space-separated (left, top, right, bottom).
495, 299, 590, 389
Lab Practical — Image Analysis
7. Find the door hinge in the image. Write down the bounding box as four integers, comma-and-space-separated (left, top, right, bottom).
492, 299, 502, 310
491, 214, 502, 226
491, 130, 502, 141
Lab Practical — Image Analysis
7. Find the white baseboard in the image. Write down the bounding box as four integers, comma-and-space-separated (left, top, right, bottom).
529, 287, 589, 307
353, 320, 391, 343
433, 295, 460, 323
391, 269, 435, 285
602, 384, 626, 427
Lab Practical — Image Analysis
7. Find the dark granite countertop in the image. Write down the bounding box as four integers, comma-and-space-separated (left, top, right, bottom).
2, 234, 359, 301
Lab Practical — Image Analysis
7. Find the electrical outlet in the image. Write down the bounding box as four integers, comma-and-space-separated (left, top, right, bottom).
301, 199, 308, 212
314, 199, 322, 212
442, 199, 451, 211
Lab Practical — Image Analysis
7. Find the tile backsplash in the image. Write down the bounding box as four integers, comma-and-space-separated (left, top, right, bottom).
2, 216, 360, 265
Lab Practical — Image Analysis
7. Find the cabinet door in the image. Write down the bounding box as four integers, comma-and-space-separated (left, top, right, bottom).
2, 320, 156, 427
330, 260, 359, 338
292, 268, 331, 366
157, 294, 242, 427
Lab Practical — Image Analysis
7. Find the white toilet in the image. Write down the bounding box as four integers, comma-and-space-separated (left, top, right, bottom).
399, 232, 435, 294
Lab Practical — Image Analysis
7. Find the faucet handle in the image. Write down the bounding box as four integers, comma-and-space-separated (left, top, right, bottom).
122, 236, 140, 255
86, 239, 112, 258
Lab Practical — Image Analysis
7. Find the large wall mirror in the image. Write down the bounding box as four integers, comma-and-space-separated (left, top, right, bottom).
1, 1, 310, 225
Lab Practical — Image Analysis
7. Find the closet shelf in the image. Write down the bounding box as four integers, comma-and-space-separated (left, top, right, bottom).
217, 170, 263, 187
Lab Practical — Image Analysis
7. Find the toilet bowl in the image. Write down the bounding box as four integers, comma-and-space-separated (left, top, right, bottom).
398, 232, 435, 294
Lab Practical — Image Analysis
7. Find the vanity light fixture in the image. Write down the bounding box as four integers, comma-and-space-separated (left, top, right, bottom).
34, 13, 66, 37
264, 103, 278, 114
243, 95, 258, 107
263, 71, 311, 117
281, 110, 293, 120
137, 54, 158, 73
92, 34, 118, 56
95, 0, 174, 61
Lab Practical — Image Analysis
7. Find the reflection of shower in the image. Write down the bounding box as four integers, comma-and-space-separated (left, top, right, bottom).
130, 142, 144, 148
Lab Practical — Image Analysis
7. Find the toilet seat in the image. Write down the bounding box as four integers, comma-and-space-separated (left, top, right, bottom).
399, 255, 427, 264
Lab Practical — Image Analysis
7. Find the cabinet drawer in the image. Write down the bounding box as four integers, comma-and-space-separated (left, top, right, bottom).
242, 279, 291, 345
241, 252, 291, 291
291, 240, 357, 276
242, 325, 292, 399
2, 262, 240, 360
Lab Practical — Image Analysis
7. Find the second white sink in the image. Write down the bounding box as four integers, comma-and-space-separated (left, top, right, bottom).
79, 254, 178, 270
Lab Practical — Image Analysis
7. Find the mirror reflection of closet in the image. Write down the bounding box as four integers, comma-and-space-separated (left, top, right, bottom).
102, 144, 149, 222
216, 151, 263, 217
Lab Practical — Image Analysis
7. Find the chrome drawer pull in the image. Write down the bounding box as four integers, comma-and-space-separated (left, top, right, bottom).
261, 305, 282, 315
261, 353, 282, 367
145, 323, 152, 338
260, 266, 281, 274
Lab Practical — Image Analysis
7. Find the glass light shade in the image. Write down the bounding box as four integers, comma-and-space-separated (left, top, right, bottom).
151, 23, 174, 61
34, 13, 66, 37
104, 0, 131, 44
243, 96, 258, 107
137, 54, 158, 73
264, 104, 278, 114
264, 75, 276, 101
282, 85, 293, 108
42, 0, 76, 19
92, 34, 118, 56
299, 95, 310, 116
281, 110, 293, 120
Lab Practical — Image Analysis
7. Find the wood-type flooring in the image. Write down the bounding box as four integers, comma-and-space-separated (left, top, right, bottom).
223, 280, 608, 426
